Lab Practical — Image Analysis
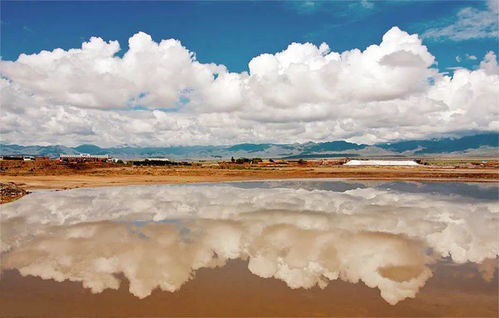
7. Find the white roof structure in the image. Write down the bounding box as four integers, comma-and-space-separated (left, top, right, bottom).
60, 154, 110, 159
345, 160, 419, 166
146, 158, 170, 161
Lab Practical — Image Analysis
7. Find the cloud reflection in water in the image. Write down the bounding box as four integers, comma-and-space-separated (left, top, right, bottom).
1, 181, 497, 305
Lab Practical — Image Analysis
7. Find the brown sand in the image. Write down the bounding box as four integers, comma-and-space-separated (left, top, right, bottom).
1, 164, 498, 193
0, 182, 28, 204
0, 260, 497, 317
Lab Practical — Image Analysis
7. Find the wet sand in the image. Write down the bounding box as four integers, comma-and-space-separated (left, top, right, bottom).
0, 260, 497, 317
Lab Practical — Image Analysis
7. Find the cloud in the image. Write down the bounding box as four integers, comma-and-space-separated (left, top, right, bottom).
1, 182, 497, 304
0, 33, 224, 110
456, 53, 478, 63
480, 51, 499, 75
292, 1, 320, 14
467, 54, 478, 60
360, 0, 374, 9
0, 27, 498, 146
422, 4, 498, 41
289, 0, 374, 15
488, 0, 499, 13
22, 26, 33, 33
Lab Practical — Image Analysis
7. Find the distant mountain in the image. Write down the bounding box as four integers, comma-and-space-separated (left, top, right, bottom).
303, 141, 367, 153
73, 144, 107, 155
1, 133, 497, 159
226, 143, 272, 152
376, 133, 499, 154
0, 144, 78, 157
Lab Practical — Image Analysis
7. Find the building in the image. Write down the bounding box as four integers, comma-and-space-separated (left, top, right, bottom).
344, 159, 419, 166
60, 154, 110, 162
1, 155, 35, 161
145, 158, 170, 161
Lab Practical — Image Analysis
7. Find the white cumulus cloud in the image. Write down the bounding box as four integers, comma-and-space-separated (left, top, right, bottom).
0, 27, 498, 146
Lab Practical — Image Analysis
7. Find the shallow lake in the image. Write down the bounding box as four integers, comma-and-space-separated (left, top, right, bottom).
1, 179, 498, 316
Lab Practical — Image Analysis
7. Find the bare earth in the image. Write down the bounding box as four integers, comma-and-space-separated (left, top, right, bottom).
1, 161, 498, 195
0, 182, 28, 204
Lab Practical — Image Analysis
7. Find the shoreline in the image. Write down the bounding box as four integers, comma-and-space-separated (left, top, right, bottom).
1, 166, 497, 192
3, 173, 498, 204
1, 165, 497, 204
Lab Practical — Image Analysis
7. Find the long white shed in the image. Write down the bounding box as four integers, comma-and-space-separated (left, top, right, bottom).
344, 160, 419, 166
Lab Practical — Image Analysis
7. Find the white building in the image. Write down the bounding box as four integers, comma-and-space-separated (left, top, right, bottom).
146, 158, 170, 161
344, 160, 419, 166
60, 154, 110, 162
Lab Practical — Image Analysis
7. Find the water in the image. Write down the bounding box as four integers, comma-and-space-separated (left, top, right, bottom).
1, 180, 497, 316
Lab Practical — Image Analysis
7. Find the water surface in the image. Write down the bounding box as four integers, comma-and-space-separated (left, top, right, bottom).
1, 180, 497, 316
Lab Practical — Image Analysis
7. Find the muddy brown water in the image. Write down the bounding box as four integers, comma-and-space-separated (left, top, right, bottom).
1, 180, 497, 317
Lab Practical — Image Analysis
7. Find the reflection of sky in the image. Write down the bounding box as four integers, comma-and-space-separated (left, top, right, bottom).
214, 180, 499, 201
377, 181, 499, 201
224, 180, 368, 192
1, 180, 497, 305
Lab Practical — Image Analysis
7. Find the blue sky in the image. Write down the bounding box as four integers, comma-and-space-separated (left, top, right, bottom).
1, 1, 496, 73
0, 1, 498, 146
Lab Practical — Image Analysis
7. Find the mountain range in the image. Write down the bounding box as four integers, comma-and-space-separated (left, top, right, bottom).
1, 133, 497, 160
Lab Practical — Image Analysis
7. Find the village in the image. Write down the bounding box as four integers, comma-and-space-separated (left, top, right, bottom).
1, 152, 497, 168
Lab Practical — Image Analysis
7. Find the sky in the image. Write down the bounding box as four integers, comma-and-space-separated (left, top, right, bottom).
0, 0, 498, 146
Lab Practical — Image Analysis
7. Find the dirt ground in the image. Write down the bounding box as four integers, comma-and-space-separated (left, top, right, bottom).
0, 160, 497, 194
0, 182, 28, 204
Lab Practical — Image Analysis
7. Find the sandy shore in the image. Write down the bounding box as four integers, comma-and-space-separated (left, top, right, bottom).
1, 166, 498, 192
